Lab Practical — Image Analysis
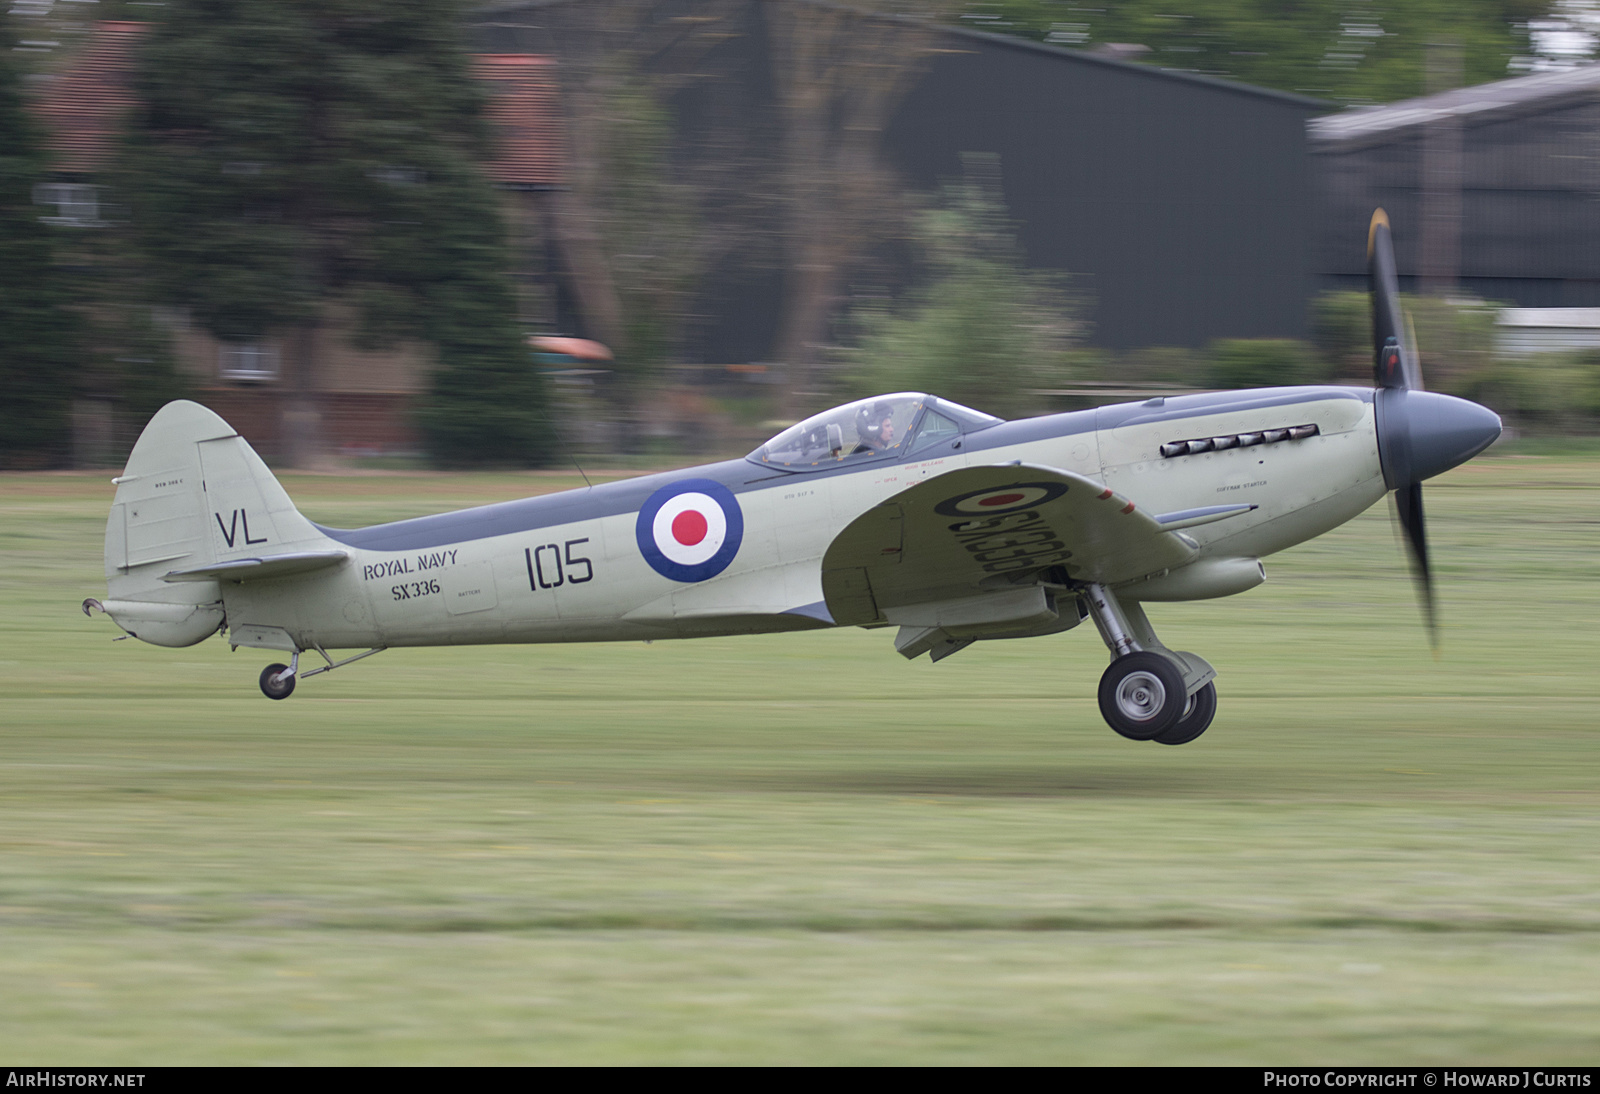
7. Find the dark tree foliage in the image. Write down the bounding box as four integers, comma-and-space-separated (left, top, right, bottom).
0, 20, 82, 469
837, 164, 1088, 418
122, 0, 552, 466
954, 1, 1547, 104
1206, 339, 1324, 388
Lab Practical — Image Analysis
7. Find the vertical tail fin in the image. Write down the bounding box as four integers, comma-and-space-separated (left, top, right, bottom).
94, 400, 332, 646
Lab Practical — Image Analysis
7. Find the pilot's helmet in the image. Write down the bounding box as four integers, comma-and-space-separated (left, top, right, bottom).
856, 401, 895, 444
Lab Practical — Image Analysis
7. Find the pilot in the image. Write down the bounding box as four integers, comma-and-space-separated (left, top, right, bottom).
855, 402, 897, 453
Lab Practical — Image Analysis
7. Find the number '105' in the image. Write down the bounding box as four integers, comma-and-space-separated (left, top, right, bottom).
526, 538, 593, 590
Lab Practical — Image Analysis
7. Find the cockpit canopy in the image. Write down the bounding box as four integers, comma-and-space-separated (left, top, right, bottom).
748, 393, 1002, 471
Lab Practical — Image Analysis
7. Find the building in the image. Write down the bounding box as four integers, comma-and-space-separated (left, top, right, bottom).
1312, 63, 1600, 307
1496, 307, 1600, 357
882, 24, 1323, 351
30, 20, 144, 229
475, 0, 1326, 361
30, 22, 567, 461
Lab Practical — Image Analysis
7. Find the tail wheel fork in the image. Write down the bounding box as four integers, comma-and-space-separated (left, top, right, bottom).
257, 645, 386, 700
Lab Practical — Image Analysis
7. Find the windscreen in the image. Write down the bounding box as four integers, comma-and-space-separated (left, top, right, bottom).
751, 394, 927, 470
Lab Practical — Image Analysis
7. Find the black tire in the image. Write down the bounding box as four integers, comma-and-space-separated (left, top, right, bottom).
1097, 651, 1186, 740
259, 663, 296, 700
1154, 682, 1216, 746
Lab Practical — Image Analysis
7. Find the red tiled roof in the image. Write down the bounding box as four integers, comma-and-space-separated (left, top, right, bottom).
32, 21, 147, 175
473, 54, 564, 188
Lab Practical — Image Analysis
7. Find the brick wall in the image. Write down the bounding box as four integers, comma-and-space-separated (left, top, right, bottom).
193, 390, 419, 462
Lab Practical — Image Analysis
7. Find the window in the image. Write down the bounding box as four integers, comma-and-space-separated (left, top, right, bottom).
219, 342, 280, 383
368, 166, 425, 186
33, 182, 102, 227
909, 410, 961, 453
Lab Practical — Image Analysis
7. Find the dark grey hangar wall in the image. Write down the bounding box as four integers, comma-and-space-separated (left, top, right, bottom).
1313, 64, 1600, 308
885, 27, 1324, 351
475, 1, 1325, 358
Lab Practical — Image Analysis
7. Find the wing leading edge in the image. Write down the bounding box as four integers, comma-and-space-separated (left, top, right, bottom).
821, 463, 1195, 628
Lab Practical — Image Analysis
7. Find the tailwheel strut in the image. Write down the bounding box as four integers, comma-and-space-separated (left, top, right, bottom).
259, 652, 298, 701
257, 644, 386, 700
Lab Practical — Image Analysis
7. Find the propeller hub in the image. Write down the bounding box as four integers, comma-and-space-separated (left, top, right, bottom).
1376, 389, 1503, 490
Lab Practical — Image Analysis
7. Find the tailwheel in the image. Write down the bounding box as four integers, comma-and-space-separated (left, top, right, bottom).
1097, 651, 1186, 740
1153, 682, 1216, 746
259, 663, 296, 700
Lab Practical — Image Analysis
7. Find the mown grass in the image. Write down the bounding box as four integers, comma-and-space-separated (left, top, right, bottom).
0, 454, 1596, 1063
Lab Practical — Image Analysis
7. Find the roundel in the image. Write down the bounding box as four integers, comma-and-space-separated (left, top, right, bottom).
636, 478, 744, 583
934, 481, 1069, 517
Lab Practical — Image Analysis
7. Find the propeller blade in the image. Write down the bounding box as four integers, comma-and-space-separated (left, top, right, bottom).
1403, 307, 1426, 393
1367, 209, 1420, 390
1371, 208, 1438, 645
1392, 480, 1437, 649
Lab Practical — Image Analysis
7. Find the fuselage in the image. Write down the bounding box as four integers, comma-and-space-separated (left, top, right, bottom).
214, 385, 1390, 653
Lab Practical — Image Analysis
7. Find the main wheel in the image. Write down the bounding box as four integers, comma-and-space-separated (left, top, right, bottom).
1097, 651, 1186, 740
1154, 682, 1216, 746
259, 663, 296, 700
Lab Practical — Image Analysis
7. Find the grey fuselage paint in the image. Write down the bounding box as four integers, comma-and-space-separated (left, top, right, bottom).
219, 386, 1390, 653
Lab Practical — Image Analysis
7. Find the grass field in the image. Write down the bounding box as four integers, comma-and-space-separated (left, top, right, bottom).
1, 454, 1597, 1064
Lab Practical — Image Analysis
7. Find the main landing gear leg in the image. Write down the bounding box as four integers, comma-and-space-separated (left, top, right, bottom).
1080, 583, 1218, 745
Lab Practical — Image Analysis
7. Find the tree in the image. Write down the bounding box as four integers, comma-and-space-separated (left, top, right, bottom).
1205, 339, 1325, 388
473, 0, 957, 427
951, 1, 1547, 104
0, 18, 81, 469
560, 59, 704, 409
122, 0, 551, 467
1312, 289, 1501, 393
836, 160, 1088, 419
766, 0, 955, 417
500, 0, 747, 448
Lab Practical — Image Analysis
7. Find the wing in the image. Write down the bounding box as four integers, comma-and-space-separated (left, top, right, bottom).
821, 463, 1196, 625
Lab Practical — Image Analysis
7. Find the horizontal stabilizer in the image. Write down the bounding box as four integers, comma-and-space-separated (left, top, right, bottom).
163, 550, 349, 583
